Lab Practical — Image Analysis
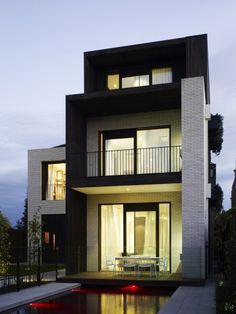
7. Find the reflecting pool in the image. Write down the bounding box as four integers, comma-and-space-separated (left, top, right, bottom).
8, 286, 174, 314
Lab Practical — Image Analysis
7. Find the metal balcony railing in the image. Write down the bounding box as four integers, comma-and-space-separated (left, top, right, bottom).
85, 145, 181, 177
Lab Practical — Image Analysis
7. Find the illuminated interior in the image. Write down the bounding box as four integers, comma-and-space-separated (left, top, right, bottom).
105, 137, 134, 175
102, 128, 170, 176
46, 163, 66, 200
137, 128, 170, 174
107, 74, 119, 90
101, 203, 170, 271
126, 211, 156, 256
152, 67, 172, 85
122, 75, 149, 88
107, 67, 172, 91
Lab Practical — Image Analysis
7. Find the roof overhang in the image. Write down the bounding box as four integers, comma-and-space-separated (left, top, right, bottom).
67, 82, 181, 117
72, 183, 181, 195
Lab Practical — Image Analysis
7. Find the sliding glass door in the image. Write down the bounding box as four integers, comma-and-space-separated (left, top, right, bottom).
126, 211, 156, 256
100, 203, 170, 271
137, 128, 170, 174
101, 127, 170, 176
104, 137, 134, 175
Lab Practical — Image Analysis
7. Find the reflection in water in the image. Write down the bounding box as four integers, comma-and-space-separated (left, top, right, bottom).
101, 293, 170, 314
8, 286, 173, 314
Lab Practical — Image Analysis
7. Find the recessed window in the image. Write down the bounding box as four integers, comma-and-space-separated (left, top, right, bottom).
122, 75, 149, 88
152, 67, 172, 85
101, 128, 170, 175
42, 162, 66, 200
44, 232, 50, 244
107, 74, 119, 90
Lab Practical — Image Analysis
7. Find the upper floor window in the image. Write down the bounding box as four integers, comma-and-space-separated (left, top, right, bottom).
152, 67, 172, 85
122, 75, 149, 88
107, 74, 119, 90
107, 67, 172, 91
42, 162, 66, 200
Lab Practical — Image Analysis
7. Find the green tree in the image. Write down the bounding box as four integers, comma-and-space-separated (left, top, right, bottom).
209, 113, 224, 155
28, 207, 41, 247
15, 198, 28, 231
0, 211, 11, 275
212, 184, 224, 214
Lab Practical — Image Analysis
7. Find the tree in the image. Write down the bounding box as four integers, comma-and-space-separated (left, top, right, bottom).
0, 211, 11, 275
28, 207, 41, 264
28, 207, 41, 247
15, 198, 28, 231
212, 184, 224, 214
209, 113, 224, 155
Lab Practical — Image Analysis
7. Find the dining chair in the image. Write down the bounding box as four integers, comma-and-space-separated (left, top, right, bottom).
105, 257, 116, 274
158, 256, 168, 273
137, 258, 156, 276
122, 258, 138, 276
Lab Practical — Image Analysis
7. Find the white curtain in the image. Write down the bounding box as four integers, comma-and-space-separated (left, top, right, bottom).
152, 67, 172, 85
46, 163, 65, 200
137, 129, 170, 174
143, 211, 156, 256
159, 203, 170, 270
122, 75, 149, 88
101, 205, 123, 270
46, 164, 56, 200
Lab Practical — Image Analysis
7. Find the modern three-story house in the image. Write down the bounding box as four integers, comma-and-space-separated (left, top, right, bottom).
65, 34, 211, 280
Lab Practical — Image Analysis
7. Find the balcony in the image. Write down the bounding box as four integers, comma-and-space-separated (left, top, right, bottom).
75, 146, 182, 178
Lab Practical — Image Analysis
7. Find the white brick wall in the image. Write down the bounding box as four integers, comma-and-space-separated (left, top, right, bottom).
28, 147, 66, 229
181, 77, 209, 279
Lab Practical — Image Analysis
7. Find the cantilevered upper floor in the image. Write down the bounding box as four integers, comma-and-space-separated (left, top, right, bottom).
66, 35, 209, 191
83, 34, 209, 103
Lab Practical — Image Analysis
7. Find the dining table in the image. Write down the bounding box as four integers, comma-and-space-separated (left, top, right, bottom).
115, 256, 163, 276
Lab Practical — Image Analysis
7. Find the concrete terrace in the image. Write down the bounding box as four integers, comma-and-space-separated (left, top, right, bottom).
158, 280, 216, 314
0, 282, 79, 313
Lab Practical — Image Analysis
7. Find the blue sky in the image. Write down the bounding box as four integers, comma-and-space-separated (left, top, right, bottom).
0, 0, 236, 224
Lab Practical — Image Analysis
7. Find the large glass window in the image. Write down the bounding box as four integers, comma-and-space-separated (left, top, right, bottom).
42, 163, 66, 200
137, 128, 170, 174
101, 203, 170, 272
104, 137, 134, 176
122, 75, 149, 88
152, 67, 172, 85
101, 128, 170, 175
101, 205, 123, 270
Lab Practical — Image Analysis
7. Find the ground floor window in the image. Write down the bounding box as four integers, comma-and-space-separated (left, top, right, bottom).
100, 202, 170, 271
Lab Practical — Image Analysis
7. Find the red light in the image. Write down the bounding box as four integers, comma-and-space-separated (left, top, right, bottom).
121, 285, 140, 292
30, 302, 70, 310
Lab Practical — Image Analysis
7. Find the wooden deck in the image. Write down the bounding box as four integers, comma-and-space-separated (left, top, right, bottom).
58, 271, 204, 288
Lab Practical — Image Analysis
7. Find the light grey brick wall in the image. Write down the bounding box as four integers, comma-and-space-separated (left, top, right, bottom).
87, 109, 181, 152
181, 77, 209, 279
87, 192, 182, 273
28, 147, 66, 230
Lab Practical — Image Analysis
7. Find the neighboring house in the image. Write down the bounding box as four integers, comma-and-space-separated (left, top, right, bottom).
65, 34, 212, 280
28, 145, 66, 263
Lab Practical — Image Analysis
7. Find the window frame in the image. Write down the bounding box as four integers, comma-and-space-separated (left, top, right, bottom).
98, 202, 171, 271
99, 126, 171, 176
41, 160, 66, 200
106, 65, 173, 91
